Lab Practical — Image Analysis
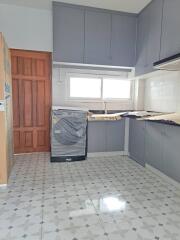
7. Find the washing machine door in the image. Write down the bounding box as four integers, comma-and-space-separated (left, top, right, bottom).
53, 116, 86, 145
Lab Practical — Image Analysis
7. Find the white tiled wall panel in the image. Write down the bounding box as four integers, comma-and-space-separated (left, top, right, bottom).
144, 71, 180, 113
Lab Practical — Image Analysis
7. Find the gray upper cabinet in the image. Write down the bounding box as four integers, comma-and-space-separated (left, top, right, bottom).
135, 8, 149, 76
160, 0, 180, 59
135, 0, 163, 76
84, 10, 111, 65
53, 2, 137, 67
146, 0, 163, 72
129, 119, 146, 166
53, 3, 85, 63
111, 14, 137, 67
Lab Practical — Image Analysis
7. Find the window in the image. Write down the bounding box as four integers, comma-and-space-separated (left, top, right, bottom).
70, 77, 101, 99
103, 78, 131, 99
68, 74, 132, 101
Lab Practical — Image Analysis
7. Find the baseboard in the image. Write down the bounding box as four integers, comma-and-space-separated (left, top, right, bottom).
87, 151, 128, 157
146, 164, 180, 190
0, 184, 7, 188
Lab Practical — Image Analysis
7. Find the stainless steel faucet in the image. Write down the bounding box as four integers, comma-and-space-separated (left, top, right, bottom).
104, 101, 108, 114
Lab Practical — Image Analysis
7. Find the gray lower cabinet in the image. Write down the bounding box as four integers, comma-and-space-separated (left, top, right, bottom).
145, 122, 180, 183
88, 120, 125, 153
145, 122, 165, 171
129, 119, 146, 166
53, 3, 85, 63
88, 121, 107, 153
128, 120, 180, 183
160, 0, 180, 59
84, 10, 111, 65
163, 125, 180, 183
111, 14, 137, 67
106, 120, 125, 152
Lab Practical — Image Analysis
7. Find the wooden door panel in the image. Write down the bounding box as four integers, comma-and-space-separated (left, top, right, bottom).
23, 58, 33, 76
23, 80, 33, 127
36, 80, 45, 127
11, 49, 51, 153
37, 130, 46, 147
24, 131, 33, 148
11, 56, 18, 75
14, 131, 21, 149
12, 79, 20, 127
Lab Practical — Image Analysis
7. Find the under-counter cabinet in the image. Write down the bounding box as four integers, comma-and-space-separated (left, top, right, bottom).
88, 120, 125, 153
145, 122, 165, 171
106, 120, 125, 152
160, 0, 180, 59
53, 3, 85, 63
144, 122, 180, 183
88, 121, 107, 153
163, 125, 180, 183
129, 119, 146, 167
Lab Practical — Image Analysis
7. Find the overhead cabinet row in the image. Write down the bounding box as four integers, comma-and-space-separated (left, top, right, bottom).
136, 0, 180, 75
53, 2, 137, 67
53, 1, 180, 75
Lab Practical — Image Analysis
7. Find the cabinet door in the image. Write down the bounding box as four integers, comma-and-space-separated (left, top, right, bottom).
135, 8, 149, 76
106, 120, 125, 152
129, 119, 146, 166
163, 125, 180, 183
161, 0, 180, 59
111, 14, 137, 67
135, 0, 163, 76
85, 10, 111, 65
145, 122, 164, 171
88, 121, 107, 153
146, 0, 163, 72
53, 4, 84, 63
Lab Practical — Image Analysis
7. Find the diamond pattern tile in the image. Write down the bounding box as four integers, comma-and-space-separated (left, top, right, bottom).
0, 153, 180, 240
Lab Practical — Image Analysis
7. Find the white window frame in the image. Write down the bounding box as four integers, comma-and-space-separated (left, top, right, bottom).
66, 72, 134, 103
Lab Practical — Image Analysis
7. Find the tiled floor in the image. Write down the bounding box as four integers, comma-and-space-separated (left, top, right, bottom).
0, 153, 180, 240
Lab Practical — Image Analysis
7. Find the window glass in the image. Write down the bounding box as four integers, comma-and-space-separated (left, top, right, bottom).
103, 78, 131, 99
70, 77, 101, 98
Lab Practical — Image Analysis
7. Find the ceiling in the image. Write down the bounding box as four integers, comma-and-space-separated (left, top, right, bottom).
0, 0, 152, 13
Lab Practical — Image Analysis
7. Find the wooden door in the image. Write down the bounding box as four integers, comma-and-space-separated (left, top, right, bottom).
11, 49, 51, 153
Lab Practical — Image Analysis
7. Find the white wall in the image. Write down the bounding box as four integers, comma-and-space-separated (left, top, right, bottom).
144, 71, 180, 113
53, 67, 135, 111
0, 3, 52, 51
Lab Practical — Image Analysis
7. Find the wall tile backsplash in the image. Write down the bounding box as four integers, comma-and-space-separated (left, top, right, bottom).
53, 67, 180, 113
144, 71, 180, 113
